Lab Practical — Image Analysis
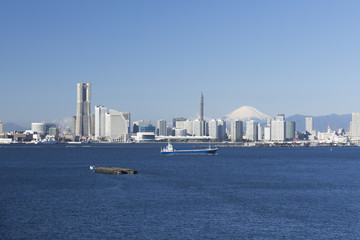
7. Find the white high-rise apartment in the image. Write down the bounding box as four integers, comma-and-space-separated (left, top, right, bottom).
193, 119, 202, 136
257, 123, 263, 140
351, 113, 360, 139
209, 119, 218, 139
305, 117, 313, 132
246, 120, 258, 141
74, 83, 92, 137
157, 120, 167, 136
95, 105, 107, 138
231, 120, 243, 142
271, 114, 285, 141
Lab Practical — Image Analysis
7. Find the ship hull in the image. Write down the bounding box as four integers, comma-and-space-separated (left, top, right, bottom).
161, 149, 217, 155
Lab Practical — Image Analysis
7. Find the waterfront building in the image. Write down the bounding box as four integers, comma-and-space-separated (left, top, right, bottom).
257, 123, 263, 141
193, 119, 202, 136
105, 109, 130, 142
230, 120, 243, 142
351, 113, 360, 139
305, 117, 313, 132
271, 114, 286, 141
175, 128, 187, 137
185, 120, 194, 136
73, 83, 92, 137
157, 120, 167, 136
286, 121, 296, 140
95, 105, 107, 138
133, 120, 147, 133
264, 125, 271, 141
209, 119, 218, 139
218, 120, 226, 140
246, 120, 258, 141
173, 117, 186, 128
31, 123, 57, 137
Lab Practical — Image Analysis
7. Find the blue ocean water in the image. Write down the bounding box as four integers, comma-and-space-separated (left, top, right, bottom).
1, 144, 360, 239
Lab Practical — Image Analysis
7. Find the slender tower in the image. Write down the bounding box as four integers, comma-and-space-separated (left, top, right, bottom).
75, 83, 92, 137
200, 92, 204, 121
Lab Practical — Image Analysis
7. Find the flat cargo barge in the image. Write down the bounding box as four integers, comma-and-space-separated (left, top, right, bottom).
93, 167, 137, 175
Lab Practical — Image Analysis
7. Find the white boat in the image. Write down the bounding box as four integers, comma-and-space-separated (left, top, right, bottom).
38, 138, 57, 144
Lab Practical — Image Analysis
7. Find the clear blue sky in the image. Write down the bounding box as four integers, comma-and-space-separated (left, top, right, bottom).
1, 0, 360, 127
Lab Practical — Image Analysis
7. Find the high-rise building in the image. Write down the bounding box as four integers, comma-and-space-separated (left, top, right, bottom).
231, 120, 243, 142
173, 117, 186, 128
193, 119, 202, 136
157, 120, 167, 136
286, 121, 296, 140
95, 105, 107, 138
74, 83, 92, 137
351, 113, 360, 139
0, 120, 2, 134
105, 109, 130, 141
257, 123, 263, 141
246, 120, 258, 141
199, 93, 206, 136
209, 119, 218, 139
200, 93, 204, 121
271, 114, 286, 141
305, 117, 313, 132
218, 120, 226, 140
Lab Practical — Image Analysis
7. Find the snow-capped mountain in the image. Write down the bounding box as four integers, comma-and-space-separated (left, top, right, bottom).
224, 106, 271, 122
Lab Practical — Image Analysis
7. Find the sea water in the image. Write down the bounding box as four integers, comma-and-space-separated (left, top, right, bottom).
1, 144, 360, 239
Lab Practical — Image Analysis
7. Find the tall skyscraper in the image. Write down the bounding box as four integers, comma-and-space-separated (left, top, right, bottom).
95, 105, 107, 138
351, 113, 360, 139
105, 109, 130, 141
271, 114, 286, 141
286, 121, 296, 140
305, 117, 313, 132
74, 83, 92, 137
209, 119, 218, 139
0, 120, 2, 134
218, 120, 226, 140
246, 120, 258, 141
231, 120, 243, 142
157, 120, 167, 136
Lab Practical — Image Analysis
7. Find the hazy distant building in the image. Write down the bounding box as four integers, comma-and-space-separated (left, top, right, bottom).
95, 105, 107, 138
246, 120, 258, 141
257, 123, 263, 141
193, 119, 202, 137
31, 122, 57, 137
231, 120, 243, 142
209, 119, 218, 139
0, 121, 2, 134
105, 109, 130, 142
157, 120, 167, 136
264, 125, 271, 141
218, 120, 226, 140
351, 113, 360, 139
305, 117, 313, 132
286, 121, 296, 140
73, 83, 92, 137
173, 117, 186, 128
271, 114, 285, 141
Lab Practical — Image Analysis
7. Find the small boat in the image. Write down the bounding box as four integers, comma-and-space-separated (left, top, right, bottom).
161, 143, 217, 155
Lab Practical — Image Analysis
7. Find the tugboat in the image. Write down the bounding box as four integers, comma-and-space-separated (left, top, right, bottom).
161, 142, 217, 155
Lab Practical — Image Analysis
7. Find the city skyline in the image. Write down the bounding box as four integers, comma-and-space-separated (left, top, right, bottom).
2, 1, 360, 126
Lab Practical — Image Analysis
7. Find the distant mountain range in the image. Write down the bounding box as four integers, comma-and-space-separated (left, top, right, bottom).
224, 106, 352, 132
2, 122, 28, 132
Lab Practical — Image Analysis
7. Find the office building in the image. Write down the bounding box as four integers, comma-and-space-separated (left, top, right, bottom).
257, 123, 263, 141
74, 83, 92, 137
305, 117, 313, 132
209, 119, 218, 139
246, 120, 258, 141
231, 120, 243, 142
157, 120, 167, 136
264, 125, 271, 141
271, 114, 286, 141
286, 121, 296, 140
218, 120, 226, 140
351, 113, 360, 139
95, 105, 107, 138
105, 109, 130, 142
173, 117, 186, 128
